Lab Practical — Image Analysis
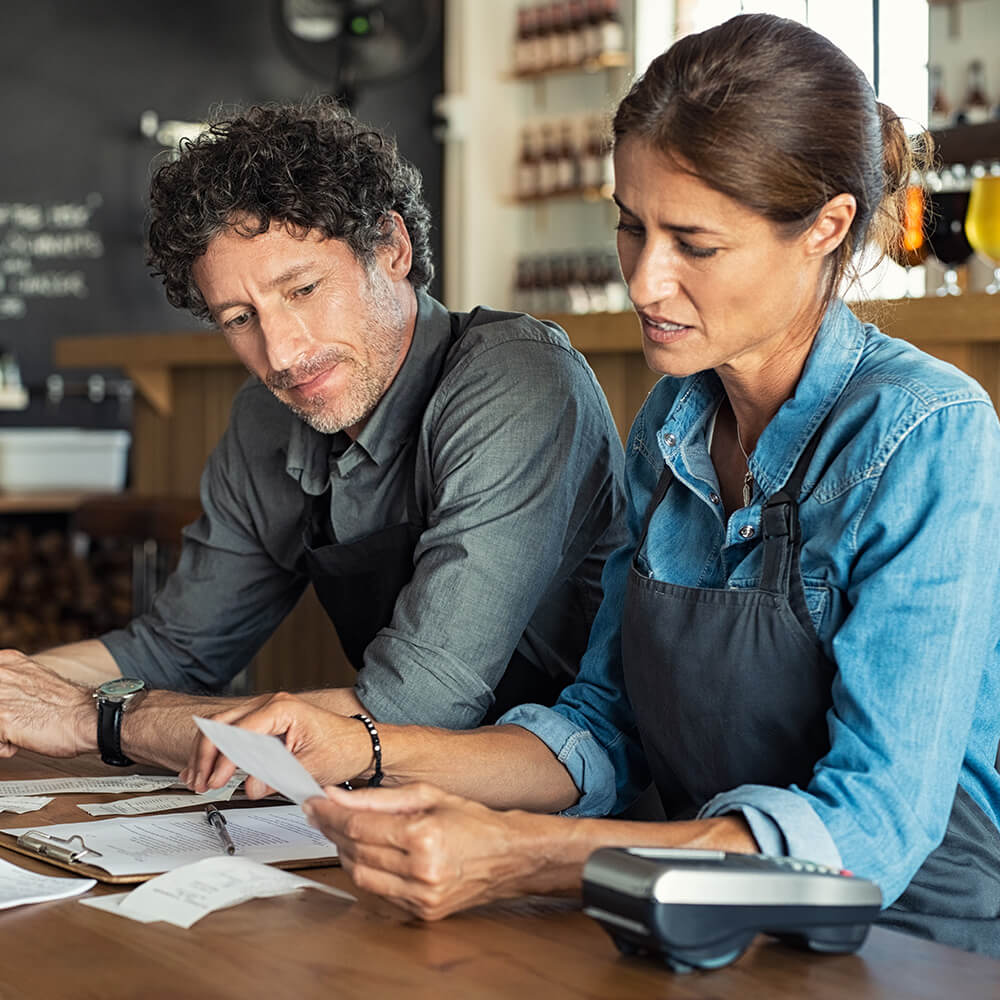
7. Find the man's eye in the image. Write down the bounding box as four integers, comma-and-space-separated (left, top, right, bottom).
224, 311, 252, 330
294, 282, 318, 297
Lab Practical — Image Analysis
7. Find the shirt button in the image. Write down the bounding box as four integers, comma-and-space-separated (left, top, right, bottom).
739, 524, 755, 539
664, 433, 677, 447
709, 492, 721, 505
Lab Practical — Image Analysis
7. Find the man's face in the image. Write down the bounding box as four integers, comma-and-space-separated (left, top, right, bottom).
192, 219, 415, 436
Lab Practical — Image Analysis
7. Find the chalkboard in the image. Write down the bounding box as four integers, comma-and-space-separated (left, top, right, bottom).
0, 0, 443, 427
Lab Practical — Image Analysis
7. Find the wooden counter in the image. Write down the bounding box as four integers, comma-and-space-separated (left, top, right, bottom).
51, 294, 1000, 693
2, 749, 999, 998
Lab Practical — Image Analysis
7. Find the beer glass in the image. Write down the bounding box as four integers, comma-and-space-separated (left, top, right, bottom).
927, 169, 974, 297
964, 173, 1000, 294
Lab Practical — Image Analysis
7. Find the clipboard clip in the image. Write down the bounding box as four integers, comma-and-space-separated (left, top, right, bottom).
17, 830, 104, 863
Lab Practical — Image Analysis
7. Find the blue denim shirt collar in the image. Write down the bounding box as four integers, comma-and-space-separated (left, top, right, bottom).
286, 288, 453, 495
656, 298, 867, 497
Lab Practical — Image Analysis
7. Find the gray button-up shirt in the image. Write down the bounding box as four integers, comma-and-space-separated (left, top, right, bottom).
102, 292, 627, 728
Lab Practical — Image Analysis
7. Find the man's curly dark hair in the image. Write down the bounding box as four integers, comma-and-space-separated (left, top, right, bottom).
146, 97, 434, 321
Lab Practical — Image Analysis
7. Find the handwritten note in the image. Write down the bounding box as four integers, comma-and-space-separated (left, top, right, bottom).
193, 717, 325, 805
81, 856, 353, 928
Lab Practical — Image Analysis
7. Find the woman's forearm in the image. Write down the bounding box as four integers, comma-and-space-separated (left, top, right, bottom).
376, 722, 582, 812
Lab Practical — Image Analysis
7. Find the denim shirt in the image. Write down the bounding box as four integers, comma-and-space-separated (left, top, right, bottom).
502, 298, 1000, 907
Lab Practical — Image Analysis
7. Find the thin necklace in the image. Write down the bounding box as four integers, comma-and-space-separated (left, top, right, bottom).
735, 422, 754, 508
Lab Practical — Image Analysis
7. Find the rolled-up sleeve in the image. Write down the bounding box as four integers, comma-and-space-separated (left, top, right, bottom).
356, 335, 624, 728
101, 387, 308, 692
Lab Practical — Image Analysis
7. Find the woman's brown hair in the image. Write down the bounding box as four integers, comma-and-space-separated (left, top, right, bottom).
612, 14, 929, 305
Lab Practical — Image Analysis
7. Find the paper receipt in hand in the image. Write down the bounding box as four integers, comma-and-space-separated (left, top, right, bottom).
192, 717, 325, 805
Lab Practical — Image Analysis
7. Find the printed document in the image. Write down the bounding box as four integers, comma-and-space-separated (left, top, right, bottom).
2, 805, 336, 877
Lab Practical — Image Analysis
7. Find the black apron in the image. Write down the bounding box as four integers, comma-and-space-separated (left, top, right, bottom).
621, 430, 1000, 956
299, 309, 566, 724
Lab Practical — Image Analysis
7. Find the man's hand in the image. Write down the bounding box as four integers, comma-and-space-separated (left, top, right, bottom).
0, 649, 95, 758
181, 692, 374, 797
302, 783, 551, 920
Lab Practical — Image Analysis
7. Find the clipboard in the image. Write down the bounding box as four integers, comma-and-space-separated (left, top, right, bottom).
0, 812, 340, 885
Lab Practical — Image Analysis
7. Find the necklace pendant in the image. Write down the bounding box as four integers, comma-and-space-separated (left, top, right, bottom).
742, 470, 753, 508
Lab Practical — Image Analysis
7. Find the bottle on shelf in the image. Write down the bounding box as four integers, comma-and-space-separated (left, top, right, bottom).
514, 6, 540, 76
538, 122, 561, 197
547, 2, 571, 71
532, 3, 553, 74
516, 126, 542, 200
960, 59, 991, 125
928, 65, 951, 130
565, 0, 588, 68
555, 119, 580, 193
596, 0, 626, 60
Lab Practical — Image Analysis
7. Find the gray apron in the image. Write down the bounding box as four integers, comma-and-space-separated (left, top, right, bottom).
300, 308, 566, 724
621, 431, 1000, 956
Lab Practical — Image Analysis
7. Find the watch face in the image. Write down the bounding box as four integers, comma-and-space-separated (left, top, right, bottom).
99, 678, 146, 698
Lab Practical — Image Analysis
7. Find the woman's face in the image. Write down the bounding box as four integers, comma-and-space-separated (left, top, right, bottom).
613, 137, 833, 383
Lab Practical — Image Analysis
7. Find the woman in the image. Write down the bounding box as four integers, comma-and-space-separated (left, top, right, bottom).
185, 14, 1000, 954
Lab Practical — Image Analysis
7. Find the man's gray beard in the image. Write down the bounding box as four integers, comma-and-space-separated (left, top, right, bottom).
274, 268, 408, 435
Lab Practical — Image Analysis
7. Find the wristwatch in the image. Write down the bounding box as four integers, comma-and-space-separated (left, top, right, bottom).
93, 678, 147, 767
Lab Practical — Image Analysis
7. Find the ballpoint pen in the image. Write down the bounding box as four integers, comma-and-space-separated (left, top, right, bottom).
204, 803, 236, 855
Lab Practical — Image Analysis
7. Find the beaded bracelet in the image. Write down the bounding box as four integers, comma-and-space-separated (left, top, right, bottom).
351, 713, 383, 788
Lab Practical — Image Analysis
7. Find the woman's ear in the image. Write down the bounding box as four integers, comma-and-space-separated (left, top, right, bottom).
805, 193, 857, 258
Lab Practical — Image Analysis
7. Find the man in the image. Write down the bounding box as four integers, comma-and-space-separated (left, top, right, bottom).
0, 98, 625, 770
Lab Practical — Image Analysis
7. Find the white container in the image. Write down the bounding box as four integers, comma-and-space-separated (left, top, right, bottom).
0, 429, 130, 492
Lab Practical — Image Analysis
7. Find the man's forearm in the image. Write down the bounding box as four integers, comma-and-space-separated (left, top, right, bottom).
33, 639, 121, 686
120, 691, 260, 771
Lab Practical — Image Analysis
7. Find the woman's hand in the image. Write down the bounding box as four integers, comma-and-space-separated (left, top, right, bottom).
181, 692, 371, 797
304, 782, 562, 920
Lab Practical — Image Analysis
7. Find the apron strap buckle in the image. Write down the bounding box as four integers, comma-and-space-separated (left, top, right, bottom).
762, 492, 798, 543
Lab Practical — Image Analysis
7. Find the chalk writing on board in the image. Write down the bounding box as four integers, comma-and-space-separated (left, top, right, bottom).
0, 193, 104, 321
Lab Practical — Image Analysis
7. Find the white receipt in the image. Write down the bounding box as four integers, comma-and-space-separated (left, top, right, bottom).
0, 796, 54, 814
2, 805, 336, 877
0, 856, 95, 908
0, 776, 180, 797
77, 776, 245, 816
81, 856, 354, 928
193, 716, 325, 805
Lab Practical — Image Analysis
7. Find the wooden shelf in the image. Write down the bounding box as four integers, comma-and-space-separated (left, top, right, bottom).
514, 183, 613, 206
54, 331, 240, 418
930, 120, 1000, 167
0, 490, 110, 514
508, 50, 629, 81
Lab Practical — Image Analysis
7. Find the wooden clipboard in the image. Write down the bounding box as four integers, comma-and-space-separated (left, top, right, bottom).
0, 827, 339, 884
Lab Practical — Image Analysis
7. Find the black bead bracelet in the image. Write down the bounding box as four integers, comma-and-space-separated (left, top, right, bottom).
352, 713, 383, 788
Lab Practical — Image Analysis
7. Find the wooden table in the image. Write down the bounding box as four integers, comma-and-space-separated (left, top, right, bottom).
0, 752, 997, 999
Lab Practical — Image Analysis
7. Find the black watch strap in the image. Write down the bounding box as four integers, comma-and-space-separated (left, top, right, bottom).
97, 698, 133, 767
